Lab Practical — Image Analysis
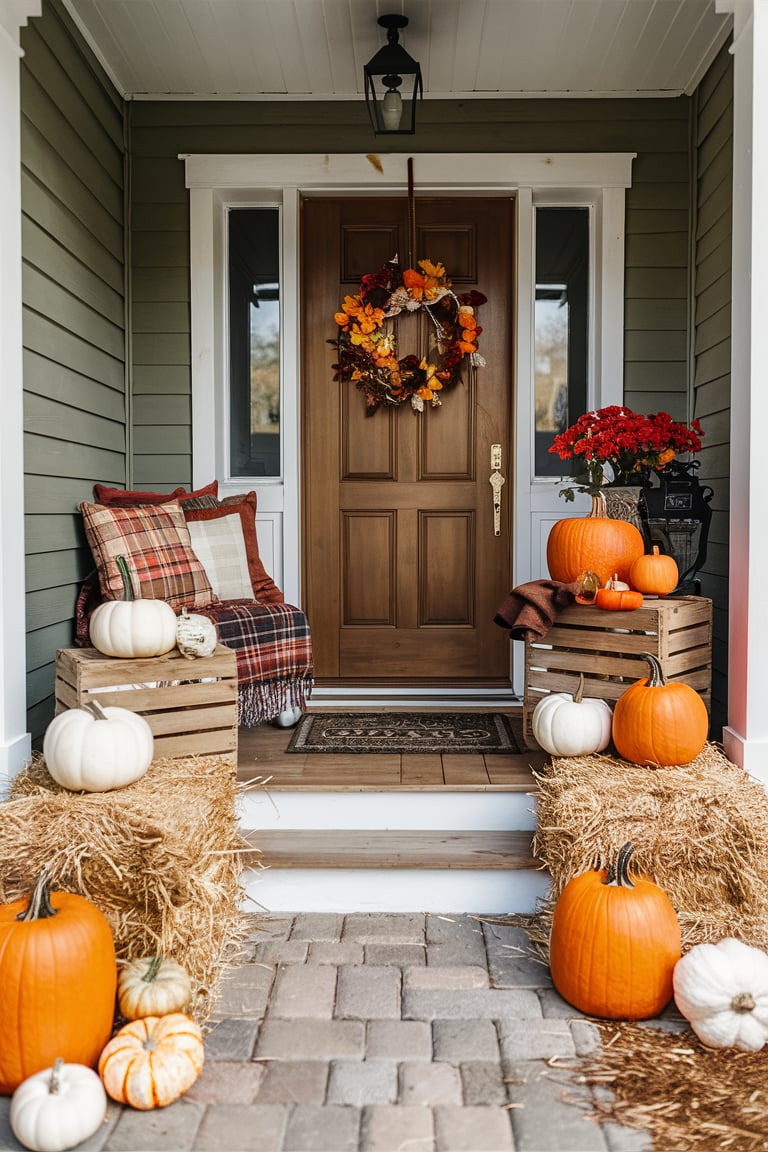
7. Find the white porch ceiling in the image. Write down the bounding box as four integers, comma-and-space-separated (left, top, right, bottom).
61, 0, 732, 102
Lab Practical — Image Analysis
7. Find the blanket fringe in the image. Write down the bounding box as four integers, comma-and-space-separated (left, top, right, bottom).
238, 676, 315, 727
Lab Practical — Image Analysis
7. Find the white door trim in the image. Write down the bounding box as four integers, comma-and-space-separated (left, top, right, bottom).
184, 152, 633, 700
0, 2, 39, 786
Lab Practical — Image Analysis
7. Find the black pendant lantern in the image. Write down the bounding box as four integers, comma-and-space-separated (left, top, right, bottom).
364, 14, 423, 135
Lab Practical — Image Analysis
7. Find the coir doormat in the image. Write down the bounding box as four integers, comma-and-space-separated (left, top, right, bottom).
286, 712, 525, 755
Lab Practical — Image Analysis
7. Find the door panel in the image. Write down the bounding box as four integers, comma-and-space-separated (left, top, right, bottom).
302, 197, 513, 684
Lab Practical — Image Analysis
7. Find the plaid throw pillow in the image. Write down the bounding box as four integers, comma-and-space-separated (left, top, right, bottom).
81, 500, 217, 610
185, 493, 284, 604
186, 510, 254, 601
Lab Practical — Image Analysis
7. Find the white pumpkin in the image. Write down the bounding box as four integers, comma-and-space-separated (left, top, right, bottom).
10, 1058, 107, 1152
118, 955, 193, 1020
43, 701, 154, 792
175, 607, 217, 659
89, 554, 177, 658
673, 937, 768, 1051
531, 673, 613, 757
90, 598, 177, 658
273, 705, 303, 729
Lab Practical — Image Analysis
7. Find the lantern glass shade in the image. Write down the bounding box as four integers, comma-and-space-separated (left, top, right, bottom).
364, 15, 423, 135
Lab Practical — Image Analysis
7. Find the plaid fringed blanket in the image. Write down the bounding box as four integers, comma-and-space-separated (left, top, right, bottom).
196, 599, 314, 726
75, 576, 314, 726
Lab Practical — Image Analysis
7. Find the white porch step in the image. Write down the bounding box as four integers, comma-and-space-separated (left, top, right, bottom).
240, 829, 550, 914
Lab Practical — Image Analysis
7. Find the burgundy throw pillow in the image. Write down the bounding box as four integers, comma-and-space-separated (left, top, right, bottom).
93, 480, 219, 508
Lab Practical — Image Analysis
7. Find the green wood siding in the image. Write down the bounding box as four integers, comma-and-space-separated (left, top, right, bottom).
20, 0, 126, 742
129, 96, 694, 491
692, 44, 732, 736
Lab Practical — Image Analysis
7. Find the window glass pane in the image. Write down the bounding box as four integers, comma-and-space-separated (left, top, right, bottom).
228, 208, 280, 478
534, 207, 589, 478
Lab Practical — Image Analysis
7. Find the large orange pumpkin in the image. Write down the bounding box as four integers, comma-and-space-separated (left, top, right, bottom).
0, 873, 117, 1094
547, 495, 645, 586
549, 842, 681, 1020
612, 652, 709, 766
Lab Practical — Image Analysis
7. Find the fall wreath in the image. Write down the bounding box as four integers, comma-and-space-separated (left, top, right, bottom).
330, 257, 487, 413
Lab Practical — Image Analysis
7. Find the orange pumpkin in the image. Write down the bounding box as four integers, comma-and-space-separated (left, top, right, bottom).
595, 575, 644, 612
612, 653, 709, 766
98, 1014, 204, 1109
547, 495, 645, 586
0, 873, 117, 1094
549, 842, 681, 1020
630, 545, 679, 596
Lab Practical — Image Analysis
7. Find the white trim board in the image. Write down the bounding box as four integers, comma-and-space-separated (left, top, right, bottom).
0, 14, 33, 784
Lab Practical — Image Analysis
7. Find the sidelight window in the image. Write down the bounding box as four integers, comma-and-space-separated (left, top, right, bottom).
533, 206, 590, 478
228, 207, 281, 478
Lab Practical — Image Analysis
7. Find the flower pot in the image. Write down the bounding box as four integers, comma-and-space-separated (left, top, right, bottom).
603, 485, 646, 536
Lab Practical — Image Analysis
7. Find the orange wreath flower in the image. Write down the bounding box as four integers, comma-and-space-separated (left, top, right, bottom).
330, 258, 487, 413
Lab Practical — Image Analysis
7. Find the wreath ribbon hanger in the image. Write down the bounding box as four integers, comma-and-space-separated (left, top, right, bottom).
330, 158, 487, 414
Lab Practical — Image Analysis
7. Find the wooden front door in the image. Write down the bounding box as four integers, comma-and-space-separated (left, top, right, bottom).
302, 196, 513, 684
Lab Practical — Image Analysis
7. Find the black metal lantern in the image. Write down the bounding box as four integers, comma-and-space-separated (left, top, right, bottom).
364, 14, 423, 135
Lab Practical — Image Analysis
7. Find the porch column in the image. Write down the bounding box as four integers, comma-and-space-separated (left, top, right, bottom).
719, 0, 768, 782
0, 2, 39, 788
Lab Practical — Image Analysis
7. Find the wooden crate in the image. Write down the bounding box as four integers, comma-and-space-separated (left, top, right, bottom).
523, 596, 712, 744
54, 646, 239, 766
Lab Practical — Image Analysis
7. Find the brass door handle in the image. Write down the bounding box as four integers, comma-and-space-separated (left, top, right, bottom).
489, 443, 505, 537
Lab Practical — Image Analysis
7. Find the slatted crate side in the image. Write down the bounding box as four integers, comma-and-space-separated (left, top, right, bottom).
55, 645, 238, 690
523, 597, 713, 742
54, 646, 239, 766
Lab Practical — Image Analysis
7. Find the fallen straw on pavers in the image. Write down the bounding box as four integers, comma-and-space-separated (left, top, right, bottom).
577, 1020, 768, 1151
1, 753, 255, 1024
532, 743, 768, 953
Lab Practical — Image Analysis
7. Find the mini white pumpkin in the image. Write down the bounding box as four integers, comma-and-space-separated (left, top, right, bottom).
118, 955, 193, 1020
273, 705, 303, 729
10, 1058, 107, 1152
531, 673, 613, 757
89, 555, 177, 659
673, 937, 768, 1051
43, 701, 154, 792
175, 607, 217, 659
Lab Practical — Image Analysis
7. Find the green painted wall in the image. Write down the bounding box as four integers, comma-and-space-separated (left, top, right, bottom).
21, 0, 126, 741
129, 97, 694, 490
692, 44, 733, 736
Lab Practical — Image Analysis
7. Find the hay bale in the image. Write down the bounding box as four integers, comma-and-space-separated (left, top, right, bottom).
1, 754, 254, 1024
533, 743, 768, 952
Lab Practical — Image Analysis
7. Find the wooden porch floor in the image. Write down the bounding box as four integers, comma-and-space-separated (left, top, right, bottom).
236, 713, 547, 791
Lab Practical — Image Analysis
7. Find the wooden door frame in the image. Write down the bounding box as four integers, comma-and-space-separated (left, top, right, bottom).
185, 153, 634, 695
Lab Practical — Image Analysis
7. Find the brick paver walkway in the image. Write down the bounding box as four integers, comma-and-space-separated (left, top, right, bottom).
0, 914, 672, 1152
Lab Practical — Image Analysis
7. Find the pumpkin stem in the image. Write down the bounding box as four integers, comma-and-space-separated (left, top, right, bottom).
588, 493, 607, 520
15, 872, 58, 921
604, 842, 636, 889
573, 674, 585, 704
116, 554, 137, 602
142, 954, 164, 983
49, 1057, 64, 1095
731, 992, 756, 1014
651, 545, 661, 557
84, 699, 110, 722
641, 652, 667, 687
